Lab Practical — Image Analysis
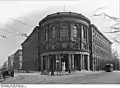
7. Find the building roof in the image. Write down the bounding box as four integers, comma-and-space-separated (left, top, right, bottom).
91, 24, 112, 44
21, 26, 39, 46
39, 12, 91, 25
14, 49, 22, 55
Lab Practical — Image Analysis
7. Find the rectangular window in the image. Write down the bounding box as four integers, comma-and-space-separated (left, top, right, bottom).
44, 27, 48, 40
60, 23, 68, 41
62, 43, 67, 48
51, 25, 57, 38
81, 25, 84, 39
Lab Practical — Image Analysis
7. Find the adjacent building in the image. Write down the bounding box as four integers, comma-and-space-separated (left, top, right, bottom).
13, 49, 23, 70
8, 54, 14, 69
89, 24, 112, 71
21, 26, 39, 71
21, 12, 112, 72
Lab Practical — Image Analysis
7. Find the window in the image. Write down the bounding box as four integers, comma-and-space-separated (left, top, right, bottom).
71, 23, 78, 41
44, 27, 48, 40
70, 43, 74, 48
51, 26, 56, 38
52, 44, 55, 49
45, 44, 48, 50
60, 23, 68, 40
81, 25, 84, 39
83, 26, 86, 39
74, 43, 80, 49
62, 43, 67, 48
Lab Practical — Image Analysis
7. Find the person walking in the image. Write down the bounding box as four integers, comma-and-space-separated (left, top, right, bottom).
68, 67, 71, 74
51, 68, 54, 76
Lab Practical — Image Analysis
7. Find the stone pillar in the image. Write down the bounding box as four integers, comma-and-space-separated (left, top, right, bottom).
59, 54, 61, 71
69, 54, 72, 70
83, 55, 85, 70
87, 55, 90, 71
45, 56, 47, 71
98, 58, 100, 71
48, 55, 50, 71
72, 54, 74, 71
56, 55, 57, 71
92, 56, 94, 71
97, 57, 98, 71
95, 57, 96, 71
81, 54, 83, 71
41, 56, 43, 72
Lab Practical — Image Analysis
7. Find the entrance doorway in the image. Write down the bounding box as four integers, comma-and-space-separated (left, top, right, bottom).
61, 54, 68, 71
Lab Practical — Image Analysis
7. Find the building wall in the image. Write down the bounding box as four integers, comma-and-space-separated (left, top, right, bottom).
8, 55, 14, 69
22, 26, 39, 71
39, 12, 90, 54
90, 24, 112, 70
13, 49, 22, 70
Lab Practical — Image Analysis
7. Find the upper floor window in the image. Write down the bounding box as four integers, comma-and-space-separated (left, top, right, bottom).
62, 43, 67, 48
60, 23, 68, 40
71, 23, 78, 41
52, 44, 55, 49
81, 25, 84, 39
44, 27, 48, 40
51, 25, 57, 38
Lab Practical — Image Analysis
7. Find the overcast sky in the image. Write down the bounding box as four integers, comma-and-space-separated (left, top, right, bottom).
0, 0, 119, 67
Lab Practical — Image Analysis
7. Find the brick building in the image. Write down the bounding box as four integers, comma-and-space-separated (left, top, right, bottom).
21, 26, 39, 71
22, 12, 112, 72
13, 49, 23, 70
8, 55, 14, 69
89, 24, 112, 71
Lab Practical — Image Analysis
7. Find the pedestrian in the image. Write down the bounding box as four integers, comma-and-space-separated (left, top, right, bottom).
11, 69, 14, 77
68, 68, 71, 74
51, 69, 54, 76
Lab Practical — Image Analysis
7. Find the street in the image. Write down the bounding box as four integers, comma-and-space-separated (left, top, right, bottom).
1, 71, 120, 84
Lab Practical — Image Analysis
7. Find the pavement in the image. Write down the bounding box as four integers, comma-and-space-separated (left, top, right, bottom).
1, 70, 103, 84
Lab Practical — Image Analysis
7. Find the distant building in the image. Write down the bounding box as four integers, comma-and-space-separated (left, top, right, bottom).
8, 55, 14, 69
2, 61, 8, 69
13, 49, 23, 70
21, 12, 112, 72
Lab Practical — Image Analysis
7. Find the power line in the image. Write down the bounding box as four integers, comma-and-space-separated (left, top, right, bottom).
4, 24, 28, 37
0, 29, 12, 34
5, 24, 23, 34
9, 17, 34, 27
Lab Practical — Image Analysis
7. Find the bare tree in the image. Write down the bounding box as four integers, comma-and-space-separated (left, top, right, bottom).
93, 7, 120, 44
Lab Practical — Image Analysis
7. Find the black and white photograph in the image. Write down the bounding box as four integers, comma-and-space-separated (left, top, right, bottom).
0, 0, 120, 87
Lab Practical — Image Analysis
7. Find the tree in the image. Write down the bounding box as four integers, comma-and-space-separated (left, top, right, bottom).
93, 7, 120, 43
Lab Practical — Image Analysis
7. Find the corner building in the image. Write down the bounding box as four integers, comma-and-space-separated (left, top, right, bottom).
39, 12, 91, 72
22, 12, 112, 72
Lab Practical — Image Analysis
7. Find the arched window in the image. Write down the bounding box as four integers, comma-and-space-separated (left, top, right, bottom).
51, 25, 56, 38
44, 27, 48, 40
70, 23, 78, 41
81, 25, 84, 39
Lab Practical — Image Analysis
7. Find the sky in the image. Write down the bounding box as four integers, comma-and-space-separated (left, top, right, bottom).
0, 0, 119, 67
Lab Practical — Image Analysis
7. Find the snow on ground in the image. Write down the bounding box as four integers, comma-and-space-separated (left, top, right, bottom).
1, 71, 103, 84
